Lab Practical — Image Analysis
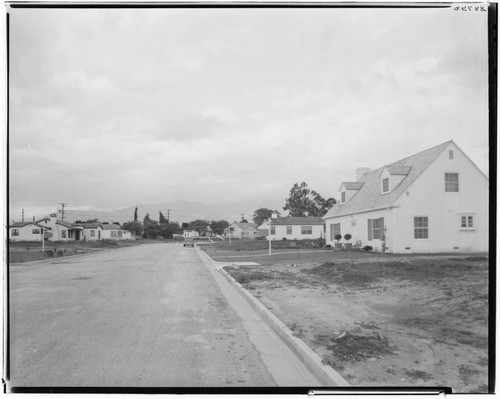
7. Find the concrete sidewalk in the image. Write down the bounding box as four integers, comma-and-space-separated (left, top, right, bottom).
196, 246, 349, 387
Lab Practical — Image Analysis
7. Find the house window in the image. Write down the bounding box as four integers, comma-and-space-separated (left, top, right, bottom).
368, 218, 384, 240
68, 230, 74, 239
286, 226, 292, 235
301, 226, 312, 235
382, 178, 389, 193
449, 150, 454, 159
270, 226, 276, 235
118, 231, 123, 238
32, 229, 40, 234
341, 192, 346, 203
351, 220, 356, 227
61, 230, 67, 238
461, 215, 474, 229
414, 217, 429, 239
333, 223, 341, 237
445, 173, 459, 192
111, 231, 118, 237
11, 229, 19, 236
90, 230, 95, 237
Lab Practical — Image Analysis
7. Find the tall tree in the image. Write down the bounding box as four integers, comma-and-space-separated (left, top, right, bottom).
159, 211, 167, 225
134, 207, 138, 222
253, 208, 279, 226
283, 182, 336, 217
122, 221, 143, 237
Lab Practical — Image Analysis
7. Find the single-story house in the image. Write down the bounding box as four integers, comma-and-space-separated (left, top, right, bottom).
9, 222, 47, 242
323, 140, 488, 253
37, 214, 84, 241
73, 222, 103, 241
223, 223, 260, 239
183, 230, 200, 238
258, 216, 326, 241
100, 223, 124, 240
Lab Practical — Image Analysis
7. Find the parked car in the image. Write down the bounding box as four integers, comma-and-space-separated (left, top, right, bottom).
183, 238, 195, 247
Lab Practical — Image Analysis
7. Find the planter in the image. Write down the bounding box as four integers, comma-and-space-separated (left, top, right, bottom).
335, 243, 343, 250
344, 243, 353, 250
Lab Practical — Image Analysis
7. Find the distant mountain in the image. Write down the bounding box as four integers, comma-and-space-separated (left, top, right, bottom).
62, 199, 284, 225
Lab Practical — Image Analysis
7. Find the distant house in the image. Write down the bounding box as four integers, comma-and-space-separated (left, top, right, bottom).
100, 223, 124, 240
258, 216, 326, 241
183, 230, 200, 238
37, 214, 83, 241
323, 141, 488, 253
223, 223, 260, 239
9, 222, 47, 242
73, 221, 103, 241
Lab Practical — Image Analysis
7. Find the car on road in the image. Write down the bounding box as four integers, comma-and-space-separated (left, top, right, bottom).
183, 238, 195, 247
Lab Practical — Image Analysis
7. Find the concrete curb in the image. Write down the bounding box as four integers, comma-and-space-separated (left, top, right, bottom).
195, 246, 349, 387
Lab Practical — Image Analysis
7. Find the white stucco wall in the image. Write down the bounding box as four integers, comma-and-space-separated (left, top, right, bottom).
325, 209, 392, 251
268, 224, 325, 241
391, 143, 488, 253
9, 225, 43, 242
81, 228, 102, 241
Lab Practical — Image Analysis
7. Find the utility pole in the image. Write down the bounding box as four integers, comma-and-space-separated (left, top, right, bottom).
22, 208, 24, 222
268, 217, 272, 257
167, 209, 170, 223
59, 203, 67, 221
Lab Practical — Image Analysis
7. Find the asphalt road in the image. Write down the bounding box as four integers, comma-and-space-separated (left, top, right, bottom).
8, 243, 319, 388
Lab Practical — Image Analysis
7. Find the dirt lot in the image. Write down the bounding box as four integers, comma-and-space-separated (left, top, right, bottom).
8, 239, 160, 263
223, 254, 489, 393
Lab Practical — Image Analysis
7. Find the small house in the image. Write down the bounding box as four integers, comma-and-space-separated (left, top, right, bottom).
258, 216, 326, 241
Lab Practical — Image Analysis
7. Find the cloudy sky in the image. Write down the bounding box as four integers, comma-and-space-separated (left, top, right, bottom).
8, 5, 489, 221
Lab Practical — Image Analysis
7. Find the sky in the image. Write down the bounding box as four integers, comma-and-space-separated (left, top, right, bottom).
8, 5, 490, 222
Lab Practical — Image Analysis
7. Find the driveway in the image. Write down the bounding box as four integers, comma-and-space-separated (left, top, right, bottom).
8, 243, 319, 388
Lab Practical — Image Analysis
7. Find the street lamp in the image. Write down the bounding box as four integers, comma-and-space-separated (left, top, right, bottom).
268, 217, 272, 257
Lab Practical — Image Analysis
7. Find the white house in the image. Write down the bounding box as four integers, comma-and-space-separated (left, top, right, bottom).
223, 223, 260, 239
259, 216, 326, 241
100, 223, 124, 240
183, 230, 200, 238
323, 141, 488, 253
37, 214, 83, 241
73, 221, 103, 241
9, 222, 47, 242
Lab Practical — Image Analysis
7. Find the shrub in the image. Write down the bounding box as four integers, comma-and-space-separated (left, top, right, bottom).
56, 250, 64, 257
344, 234, 352, 241
362, 245, 373, 252
334, 234, 342, 242
45, 250, 54, 257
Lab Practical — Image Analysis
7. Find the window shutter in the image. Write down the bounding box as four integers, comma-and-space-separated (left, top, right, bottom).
368, 219, 372, 241
379, 217, 384, 238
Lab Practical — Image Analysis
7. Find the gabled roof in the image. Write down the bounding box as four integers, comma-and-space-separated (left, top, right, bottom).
74, 222, 101, 229
324, 141, 453, 219
342, 182, 364, 190
267, 216, 325, 226
227, 223, 259, 232
9, 222, 47, 229
101, 224, 122, 230
384, 165, 412, 175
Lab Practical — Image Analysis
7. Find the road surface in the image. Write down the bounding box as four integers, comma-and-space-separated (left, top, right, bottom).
8, 243, 320, 388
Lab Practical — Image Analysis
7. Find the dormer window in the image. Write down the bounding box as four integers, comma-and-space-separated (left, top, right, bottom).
382, 178, 389, 193
341, 192, 346, 203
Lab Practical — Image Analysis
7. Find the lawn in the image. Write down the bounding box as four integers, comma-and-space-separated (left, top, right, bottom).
8, 239, 160, 264
222, 254, 489, 393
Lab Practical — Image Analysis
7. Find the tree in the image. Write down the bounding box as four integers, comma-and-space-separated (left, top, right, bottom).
210, 220, 229, 235
143, 213, 152, 224
283, 182, 336, 217
134, 207, 138, 222
159, 211, 168, 225
122, 221, 143, 237
143, 214, 160, 238
158, 221, 181, 239
253, 208, 279, 227
188, 219, 210, 235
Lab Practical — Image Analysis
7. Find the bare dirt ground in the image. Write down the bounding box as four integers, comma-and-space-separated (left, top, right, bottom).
223, 255, 489, 393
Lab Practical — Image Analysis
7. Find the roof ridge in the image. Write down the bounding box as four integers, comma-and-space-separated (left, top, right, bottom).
389, 140, 453, 166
